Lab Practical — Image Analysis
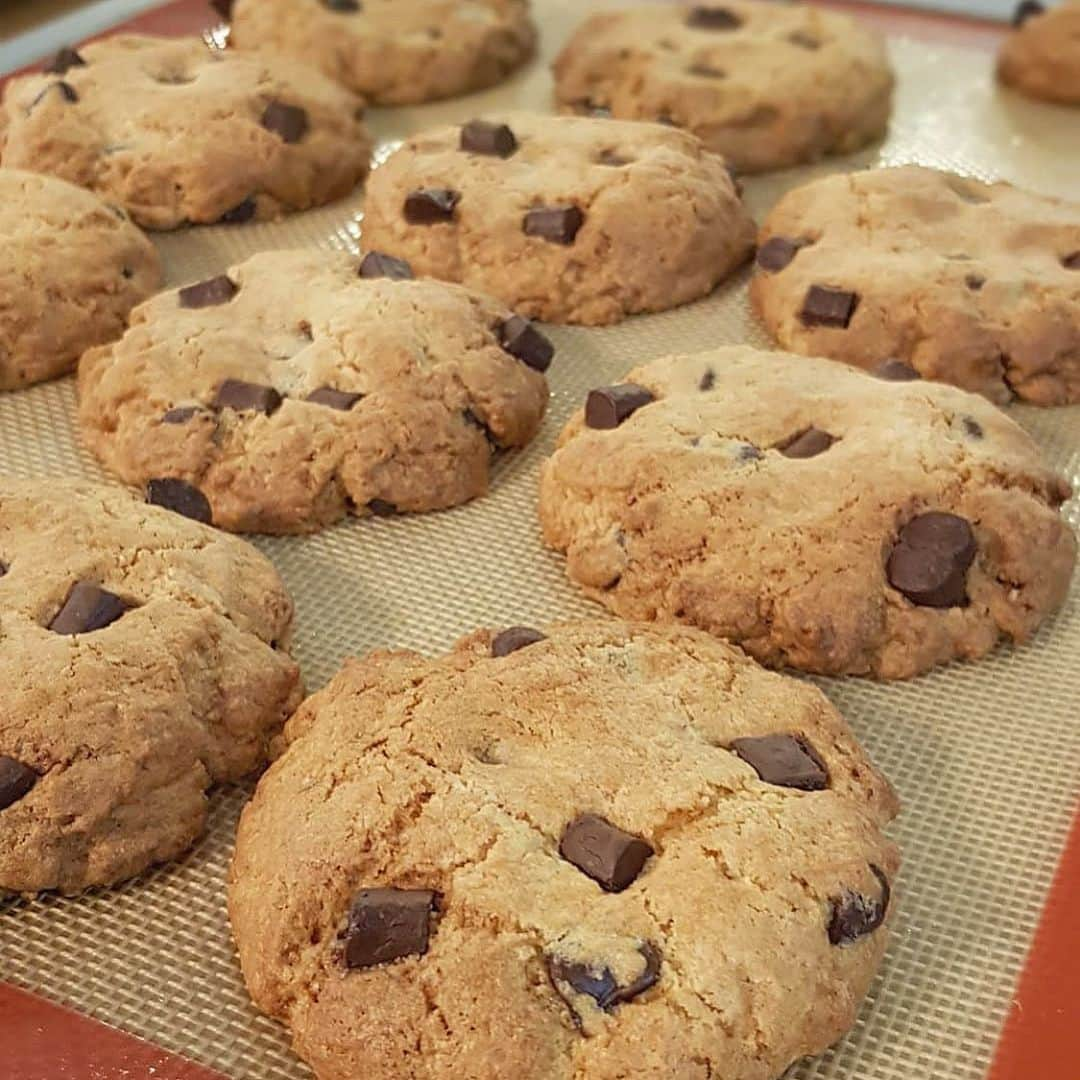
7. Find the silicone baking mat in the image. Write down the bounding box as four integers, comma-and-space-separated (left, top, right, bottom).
1, 2, 1078, 1078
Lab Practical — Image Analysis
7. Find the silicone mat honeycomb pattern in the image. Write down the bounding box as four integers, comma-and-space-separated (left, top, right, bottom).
1, 3, 1078, 1078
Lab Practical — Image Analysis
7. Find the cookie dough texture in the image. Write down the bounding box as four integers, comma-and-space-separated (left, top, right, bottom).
0, 35, 372, 230
998, 2, 1080, 105
229, 0, 537, 105
361, 112, 755, 325
0, 479, 302, 895
230, 619, 899, 1080
0, 170, 160, 390
78, 249, 550, 534
539, 349, 1076, 679
751, 166, 1080, 405
552, 2, 893, 174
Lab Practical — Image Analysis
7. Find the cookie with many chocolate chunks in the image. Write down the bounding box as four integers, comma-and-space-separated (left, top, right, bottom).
229, 619, 899, 1080
751, 166, 1080, 404
539, 347, 1076, 679
997, 0, 1080, 105
78, 249, 551, 534
0, 479, 301, 894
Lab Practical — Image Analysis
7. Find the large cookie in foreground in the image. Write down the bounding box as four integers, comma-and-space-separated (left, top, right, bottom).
230, 619, 899, 1080
751, 165, 1080, 405
78, 249, 551, 534
997, 1, 1080, 105
0, 35, 372, 230
0, 479, 302, 895
539, 348, 1076, 679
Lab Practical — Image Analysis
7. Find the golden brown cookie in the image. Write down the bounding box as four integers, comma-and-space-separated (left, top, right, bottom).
998, 1, 1080, 105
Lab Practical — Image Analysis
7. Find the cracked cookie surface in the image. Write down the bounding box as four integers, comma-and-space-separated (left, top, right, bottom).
0, 479, 302, 895
229, 618, 899, 1080
360, 111, 755, 325
997, 1, 1080, 105
539, 347, 1076, 679
751, 166, 1080, 404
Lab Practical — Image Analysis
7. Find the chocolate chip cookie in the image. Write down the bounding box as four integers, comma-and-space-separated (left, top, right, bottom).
552, 2, 894, 173
998, 1, 1080, 105
539, 347, 1076, 679
0, 35, 372, 230
0, 479, 301, 894
0, 169, 160, 391
751, 166, 1080, 405
228, 0, 537, 105
229, 618, 899, 1080
77, 249, 551, 534
361, 112, 755, 325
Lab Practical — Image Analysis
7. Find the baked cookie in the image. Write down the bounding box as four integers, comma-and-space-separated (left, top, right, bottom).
78, 249, 551, 534
227, 0, 537, 106
230, 619, 899, 1080
998, 1, 1080, 105
361, 112, 755, 325
0, 35, 372, 230
0, 479, 302, 895
751, 166, 1080, 405
539, 348, 1076, 680
0, 170, 160, 391
552, 2, 893, 174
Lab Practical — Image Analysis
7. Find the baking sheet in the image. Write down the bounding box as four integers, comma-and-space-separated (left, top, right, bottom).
1, 3, 1078, 1078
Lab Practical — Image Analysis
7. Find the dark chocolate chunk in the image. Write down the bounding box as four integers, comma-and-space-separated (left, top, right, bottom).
686, 6, 742, 29
307, 386, 363, 411
799, 285, 859, 329
368, 498, 397, 517
1062, 252, 1080, 270
962, 417, 983, 439
548, 942, 661, 1017
261, 101, 309, 143
596, 149, 631, 167
358, 251, 413, 280
559, 813, 653, 892
776, 426, 835, 459
687, 62, 725, 78
210, 0, 234, 19
49, 582, 130, 635
213, 379, 282, 416
585, 384, 654, 429
523, 205, 585, 245
1012, 0, 1044, 27
146, 478, 213, 525
756, 236, 805, 273
460, 119, 518, 158
788, 31, 821, 49
33, 81, 79, 107
873, 358, 921, 381
0, 561, 7, 577
828, 865, 890, 946
220, 197, 257, 224
491, 626, 546, 657
965, 273, 985, 291
404, 188, 460, 224
162, 405, 203, 424
738, 443, 764, 462
497, 315, 554, 373
178, 274, 237, 309
343, 888, 436, 969
886, 511, 977, 608
45, 47, 86, 74
698, 368, 715, 391
731, 733, 828, 790
323, 0, 362, 10
0, 757, 37, 812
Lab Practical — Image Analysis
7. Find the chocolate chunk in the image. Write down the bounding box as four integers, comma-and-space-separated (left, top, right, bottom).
358, 251, 413, 280
213, 379, 282, 416
756, 236, 805, 273
799, 285, 859, 328
730, 733, 828, 790
343, 888, 436, 969
210, 0, 234, 18
33, 81, 79, 107
323, 0, 361, 10
460, 120, 518, 158
1062, 252, 1080, 270
585, 384, 654, 429
776, 426, 835, 459
788, 31, 821, 49
523, 205, 584, 245
404, 188, 459, 224
0, 561, 7, 577
560, 813, 653, 892
220, 197, 256, 225
738, 443, 764, 462
162, 405, 203, 424
965, 273, 985, 291
45, 47, 86, 74
497, 315, 554, 373
687, 62, 725, 78
873, 358, 920, 381
698, 368, 715, 391
368, 498, 397, 517
828, 865, 890, 945
0, 757, 37, 812
307, 386, 363, 411
686, 6, 741, 29
596, 149, 631, 167
49, 582, 130, 635
962, 417, 983, 439
146, 478, 213, 525
491, 626, 546, 657
887, 511, 977, 608
178, 274, 237, 309
1012, 0, 1044, 27
548, 942, 661, 1017
261, 101, 309, 143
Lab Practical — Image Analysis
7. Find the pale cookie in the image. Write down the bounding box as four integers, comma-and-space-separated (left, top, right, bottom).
0, 169, 160, 391
78, 249, 551, 534
0, 35, 372, 230
751, 166, 1080, 405
552, 2, 893, 174
361, 112, 755, 325
539, 348, 1076, 680
998, 1, 1080, 105
229, 618, 899, 1080
0, 478, 302, 895
227, 0, 537, 106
